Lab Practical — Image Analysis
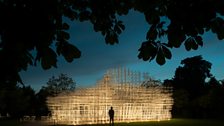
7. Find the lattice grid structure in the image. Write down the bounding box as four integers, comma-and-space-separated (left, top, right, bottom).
47, 68, 173, 125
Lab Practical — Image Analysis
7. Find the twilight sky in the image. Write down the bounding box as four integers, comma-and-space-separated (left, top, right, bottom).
20, 10, 224, 91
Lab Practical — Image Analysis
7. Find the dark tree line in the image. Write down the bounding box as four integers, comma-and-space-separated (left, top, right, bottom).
164, 55, 224, 119
0, 86, 36, 119
0, 73, 75, 120
1, 0, 224, 87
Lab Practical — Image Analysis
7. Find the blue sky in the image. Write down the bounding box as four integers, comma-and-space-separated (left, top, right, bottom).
20, 10, 224, 91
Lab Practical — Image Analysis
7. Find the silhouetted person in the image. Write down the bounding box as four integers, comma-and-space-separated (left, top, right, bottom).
108, 106, 114, 126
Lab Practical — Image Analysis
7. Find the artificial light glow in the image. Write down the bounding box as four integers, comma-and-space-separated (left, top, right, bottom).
46, 68, 173, 125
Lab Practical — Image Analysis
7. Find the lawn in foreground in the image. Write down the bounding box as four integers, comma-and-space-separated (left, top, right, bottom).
75, 119, 224, 126
1, 119, 224, 126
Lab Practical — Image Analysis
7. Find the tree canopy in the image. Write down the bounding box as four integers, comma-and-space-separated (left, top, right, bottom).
164, 55, 224, 118
0, 86, 36, 119
1, 0, 224, 86
35, 73, 75, 117
42, 73, 76, 96
173, 55, 212, 97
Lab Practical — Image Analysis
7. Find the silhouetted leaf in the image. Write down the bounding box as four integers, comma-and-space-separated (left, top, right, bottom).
138, 41, 157, 61
93, 24, 101, 32
147, 25, 158, 40
20, 52, 33, 71
118, 23, 125, 31
79, 10, 90, 22
162, 45, 172, 59
64, 8, 78, 21
191, 40, 198, 50
114, 25, 122, 34
184, 41, 191, 51
158, 22, 165, 29
105, 31, 118, 45
217, 27, 224, 40
57, 31, 70, 41
145, 12, 160, 24
41, 48, 57, 70
168, 24, 186, 48
62, 23, 69, 30
61, 43, 81, 62
197, 28, 204, 35
184, 37, 196, 51
195, 36, 203, 46
156, 48, 165, 65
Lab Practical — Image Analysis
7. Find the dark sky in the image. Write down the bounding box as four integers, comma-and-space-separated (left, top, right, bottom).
20, 10, 224, 91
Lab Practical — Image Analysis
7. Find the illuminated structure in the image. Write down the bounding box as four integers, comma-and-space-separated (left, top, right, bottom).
47, 68, 173, 125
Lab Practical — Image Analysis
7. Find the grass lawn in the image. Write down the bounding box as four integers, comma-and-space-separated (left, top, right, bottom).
1, 119, 224, 126
0, 119, 46, 126
0, 119, 25, 126
77, 119, 224, 126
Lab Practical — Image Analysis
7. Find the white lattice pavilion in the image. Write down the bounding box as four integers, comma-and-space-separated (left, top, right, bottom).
47, 68, 173, 125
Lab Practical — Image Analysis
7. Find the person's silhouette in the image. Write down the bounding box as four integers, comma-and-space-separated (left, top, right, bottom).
108, 106, 114, 126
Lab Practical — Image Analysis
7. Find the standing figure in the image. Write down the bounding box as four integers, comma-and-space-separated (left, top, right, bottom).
108, 106, 114, 126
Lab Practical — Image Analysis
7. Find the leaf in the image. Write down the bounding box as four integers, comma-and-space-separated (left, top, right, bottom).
197, 28, 204, 35
156, 48, 165, 65
162, 45, 172, 59
157, 21, 165, 29
93, 24, 100, 32
41, 48, 57, 70
62, 23, 69, 30
138, 41, 157, 61
217, 31, 224, 40
57, 31, 70, 41
184, 38, 192, 51
146, 25, 158, 40
145, 12, 160, 24
119, 23, 125, 30
117, 20, 125, 30
61, 43, 81, 62
167, 24, 186, 48
79, 10, 90, 22
195, 36, 203, 46
191, 40, 198, 50
184, 37, 199, 51
114, 25, 122, 34
105, 31, 118, 45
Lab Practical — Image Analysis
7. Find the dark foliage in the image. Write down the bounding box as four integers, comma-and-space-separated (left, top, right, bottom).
0, 73, 75, 119
44, 73, 76, 96
173, 55, 212, 98
165, 56, 224, 119
1, 0, 224, 86
35, 73, 76, 117
0, 86, 36, 119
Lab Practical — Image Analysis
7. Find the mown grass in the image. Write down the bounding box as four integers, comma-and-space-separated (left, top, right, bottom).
0, 119, 25, 126
1, 119, 224, 126
77, 119, 224, 126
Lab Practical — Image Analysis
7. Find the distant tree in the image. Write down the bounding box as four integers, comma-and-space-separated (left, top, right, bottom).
22, 86, 36, 117
141, 79, 161, 88
172, 55, 212, 98
1, 0, 224, 86
44, 73, 76, 96
201, 77, 224, 118
172, 89, 190, 118
35, 87, 51, 119
168, 55, 213, 118
0, 86, 36, 119
35, 73, 76, 117
163, 79, 173, 87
